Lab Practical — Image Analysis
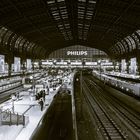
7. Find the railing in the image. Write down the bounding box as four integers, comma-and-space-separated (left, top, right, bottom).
0, 108, 29, 126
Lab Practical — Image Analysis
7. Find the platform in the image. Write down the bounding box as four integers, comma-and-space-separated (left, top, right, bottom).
0, 86, 60, 140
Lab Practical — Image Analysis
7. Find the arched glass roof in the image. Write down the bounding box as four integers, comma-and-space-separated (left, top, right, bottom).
109, 30, 139, 57
0, 26, 46, 59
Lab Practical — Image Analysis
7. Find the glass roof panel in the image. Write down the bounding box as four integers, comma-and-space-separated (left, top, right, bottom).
89, 0, 96, 4
57, 0, 65, 2
47, 0, 55, 4
78, 0, 86, 2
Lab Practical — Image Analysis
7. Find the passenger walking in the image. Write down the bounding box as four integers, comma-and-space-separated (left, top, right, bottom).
46, 85, 49, 95
16, 92, 19, 100
35, 93, 40, 100
42, 90, 46, 102
39, 98, 44, 111
39, 90, 43, 98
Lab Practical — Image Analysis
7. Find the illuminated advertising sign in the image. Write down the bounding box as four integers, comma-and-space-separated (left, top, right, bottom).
70, 62, 82, 65
56, 62, 67, 65
130, 58, 137, 74
42, 62, 53, 65
14, 57, 21, 72
85, 62, 97, 65
0, 55, 5, 72
27, 59, 32, 70
67, 51, 88, 56
121, 59, 126, 73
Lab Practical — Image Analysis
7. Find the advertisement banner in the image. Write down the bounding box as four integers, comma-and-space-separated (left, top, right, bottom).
14, 57, 21, 72
27, 59, 32, 70
0, 55, 5, 73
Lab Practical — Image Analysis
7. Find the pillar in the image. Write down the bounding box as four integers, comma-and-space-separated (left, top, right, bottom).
6, 54, 14, 76
112, 60, 117, 72
118, 60, 121, 73
39, 61, 42, 69
126, 58, 130, 74
8, 62, 12, 76
32, 60, 35, 71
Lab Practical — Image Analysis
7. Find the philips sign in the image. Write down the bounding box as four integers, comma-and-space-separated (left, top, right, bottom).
67, 51, 88, 56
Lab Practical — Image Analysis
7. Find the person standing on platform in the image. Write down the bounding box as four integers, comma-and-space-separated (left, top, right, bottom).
16, 92, 19, 100
47, 86, 49, 95
42, 90, 46, 102
39, 97, 44, 111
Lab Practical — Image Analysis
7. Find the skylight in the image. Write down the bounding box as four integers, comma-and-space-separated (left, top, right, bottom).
77, 0, 96, 40
47, 1, 73, 41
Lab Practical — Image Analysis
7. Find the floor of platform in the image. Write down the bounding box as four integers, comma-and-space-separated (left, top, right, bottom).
0, 87, 60, 140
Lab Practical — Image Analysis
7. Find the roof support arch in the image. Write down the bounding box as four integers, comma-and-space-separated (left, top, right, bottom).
134, 30, 140, 49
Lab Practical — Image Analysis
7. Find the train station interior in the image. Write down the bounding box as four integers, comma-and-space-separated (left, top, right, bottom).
0, 0, 140, 140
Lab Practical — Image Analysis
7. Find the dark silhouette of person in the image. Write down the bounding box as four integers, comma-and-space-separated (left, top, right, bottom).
42, 90, 46, 102
39, 98, 44, 111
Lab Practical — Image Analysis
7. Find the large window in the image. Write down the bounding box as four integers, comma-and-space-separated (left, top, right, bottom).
2, 30, 13, 46
0, 26, 45, 57
15, 36, 23, 49
47, 0, 72, 40
134, 30, 140, 49
111, 31, 138, 56
121, 40, 129, 52
117, 42, 125, 54
0, 27, 8, 44
78, 0, 96, 40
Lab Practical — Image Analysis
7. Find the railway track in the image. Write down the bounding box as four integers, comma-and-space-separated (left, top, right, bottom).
87, 78, 140, 139
0, 85, 24, 104
82, 76, 140, 140
82, 80, 127, 140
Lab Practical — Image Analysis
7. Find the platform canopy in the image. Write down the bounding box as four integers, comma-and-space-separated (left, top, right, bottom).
0, 0, 140, 59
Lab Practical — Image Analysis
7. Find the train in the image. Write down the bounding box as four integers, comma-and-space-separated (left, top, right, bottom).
92, 71, 140, 97
0, 77, 23, 103
29, 86, 72, 140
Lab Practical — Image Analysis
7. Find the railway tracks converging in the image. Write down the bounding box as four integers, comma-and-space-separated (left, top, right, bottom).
82, 80, 127, 140
75, 74, 140, 140
88, 79, 140, 139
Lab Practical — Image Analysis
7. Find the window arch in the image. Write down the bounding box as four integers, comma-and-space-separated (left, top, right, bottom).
117, 42, 125, 54
22, 41, 30, 52
125, 36, 136, 51
28, 43, 35, 54
2, 30, 13, 47
110, 47, 116, 55
136, 30, 140, 36
128, 36, 136, 50
134, 30, 140, 49
115, 44, 121, 54
15, 36, 24, 51
121, 40, 129, 53
9, 34, 18, 47
0, 27, 8, 44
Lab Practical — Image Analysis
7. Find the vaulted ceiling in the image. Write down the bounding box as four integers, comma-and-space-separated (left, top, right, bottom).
0, 0, 140, 59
